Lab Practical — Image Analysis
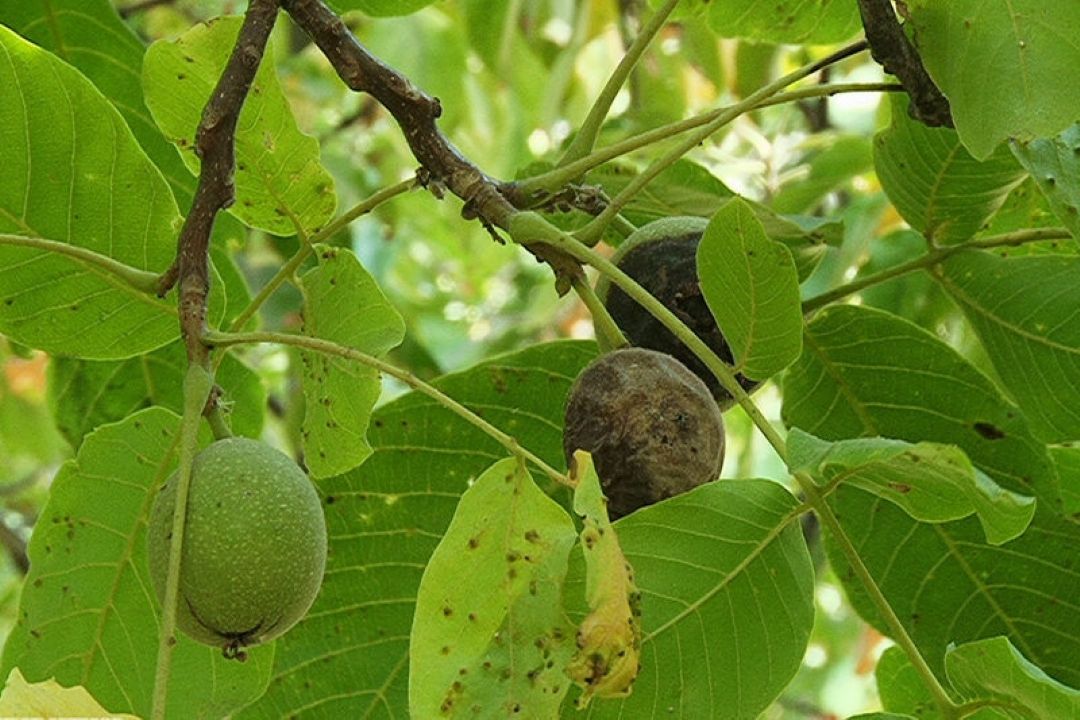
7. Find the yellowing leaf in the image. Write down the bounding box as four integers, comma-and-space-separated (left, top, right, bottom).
567, 451, 642, 705
0, 668, 140, 719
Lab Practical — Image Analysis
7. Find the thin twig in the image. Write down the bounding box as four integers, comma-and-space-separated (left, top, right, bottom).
856, 0, 952, 127
157, 0, 279, 367
206, 330, 572, 488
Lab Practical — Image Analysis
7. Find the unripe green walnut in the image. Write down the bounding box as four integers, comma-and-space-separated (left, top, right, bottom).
563, 348, 725, 519
148, 438, 327, 654
597, 216, 758, 409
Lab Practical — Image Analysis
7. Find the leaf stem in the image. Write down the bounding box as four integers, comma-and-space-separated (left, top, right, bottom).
574, 41, 869, 243
151, 365, 214, 720
570, 273, 628, 352
557, 0, 681, 167
0, 233, 161, 294
204, 330, 571, 488
802, 227, 1073, 312
515, 78, 888, 201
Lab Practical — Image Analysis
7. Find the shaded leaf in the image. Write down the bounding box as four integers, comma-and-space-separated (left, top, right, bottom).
875, 647, 942, 719
946, 636, 1080, 719
299, 245, 405, 479
237, 341, 597, 719
698, 198, 803, 379
567, 480, 814, 719
48, 341, 265, 448
1011, 123, 1080, 243
789, 429, 1035, 545
783, 305, 1061, 510
409, 457, 576, 718
143, 17, 336, 235
783, 306, 1080, 687
936, 251, 1080, 443
0, 408, 273, 718
907, 0, 1080, 159
874, 95, 1026, 244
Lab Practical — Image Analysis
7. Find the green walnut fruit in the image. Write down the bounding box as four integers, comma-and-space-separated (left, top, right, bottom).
597, 216, 758, 409
148, 437, 327, 655
563, 347, 725, 519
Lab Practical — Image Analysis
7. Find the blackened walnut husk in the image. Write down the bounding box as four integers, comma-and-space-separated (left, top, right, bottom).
600, 218, 758, 408
563, 348, 725, 519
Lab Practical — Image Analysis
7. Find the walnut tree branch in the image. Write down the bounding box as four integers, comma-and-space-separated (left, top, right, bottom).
280, 0, 516, 227
278, 0, 583, 288
856, 0, 952, 127
157, 0, 279, 366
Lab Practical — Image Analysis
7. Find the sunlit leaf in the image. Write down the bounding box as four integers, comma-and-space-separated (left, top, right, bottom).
0, 27, 183, 359
0, 668, 138, 719
299, 245, 405, 479
698, 198, 803, 380
410, 457, 576, 718
143, 17, 337, 235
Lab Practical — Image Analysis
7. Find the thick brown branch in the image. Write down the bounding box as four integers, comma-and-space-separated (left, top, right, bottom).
279, 0, 518, 229
163, 0, 279, 365
857, 0, 952, 127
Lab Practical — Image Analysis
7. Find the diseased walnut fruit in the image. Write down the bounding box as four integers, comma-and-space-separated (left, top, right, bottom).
148, 438, 327, 657
597, 216, 758, 409
563, 348, 725, 519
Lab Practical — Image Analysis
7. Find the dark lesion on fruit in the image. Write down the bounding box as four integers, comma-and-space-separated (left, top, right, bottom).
603, 230, 759, 408
563, 348, 726, 519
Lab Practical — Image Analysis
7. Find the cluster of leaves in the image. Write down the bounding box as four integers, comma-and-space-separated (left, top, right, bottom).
0, 0, 1078, 718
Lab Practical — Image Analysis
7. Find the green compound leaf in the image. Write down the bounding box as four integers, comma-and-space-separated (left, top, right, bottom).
706, 0, 861, 44
789, 429, 1035, 545
936, 251, 1080, 444
0, 408, 273, 719
237, 341, 596, 719
946, 636, 1080, 719
144, 16, 337, 236
48, 341, 265, 449
299, 244, 405, 479
874, 95, 1027, 244
906, 0, 1080, 160
783, 306, 1080, 688
409, 457, 577, 718
0, 26, 183, 359
566, 480, 814, 719
1011, 123, 1080, 244
698, 198, 803, 380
